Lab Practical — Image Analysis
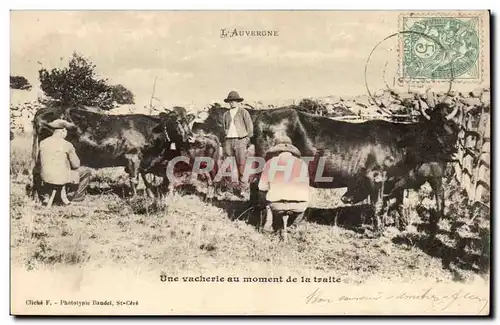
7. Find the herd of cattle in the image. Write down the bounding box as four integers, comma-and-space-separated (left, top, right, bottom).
27, 98, 461, 236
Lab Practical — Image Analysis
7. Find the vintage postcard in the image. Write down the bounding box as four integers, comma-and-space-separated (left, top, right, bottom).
10, 10, 491, 315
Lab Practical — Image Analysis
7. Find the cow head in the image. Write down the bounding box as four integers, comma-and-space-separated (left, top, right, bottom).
420, 102, 460, 158
157, 111, 195, 149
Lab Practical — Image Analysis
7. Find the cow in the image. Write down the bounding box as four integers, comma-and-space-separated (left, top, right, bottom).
30, 103, 195, 200
190, 104, 228, 141
249, 102, 460, 237
341, 161, 453, 231
140, 131, 222, 200
172, 106, 188, 117
150, 105, 226, 199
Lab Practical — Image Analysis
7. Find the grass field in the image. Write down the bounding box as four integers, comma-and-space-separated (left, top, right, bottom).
10, 132, 490, 284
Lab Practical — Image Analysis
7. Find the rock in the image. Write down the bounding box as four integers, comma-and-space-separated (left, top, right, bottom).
481, 91, 490, 107
380, 96, 392, 109
387, 103, 407, 113
374, 89, 385, 97
353, 94, 371, 108
325, 95, 342, 105
364, 105, 383, 115
398, 92, 415, 101
470, 87, 483, 98
462, 97, 482, 107
389, 89, 400, 98
343, 100, 357, 109
426, 91, 436, 107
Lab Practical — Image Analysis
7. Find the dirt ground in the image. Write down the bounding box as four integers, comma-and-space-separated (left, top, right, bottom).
10, 133, 489, 284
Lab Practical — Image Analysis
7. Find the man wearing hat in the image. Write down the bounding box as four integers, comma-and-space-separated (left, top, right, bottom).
222, 91, 254, 190
38, 119, 91, 204
257, 134, 311, 242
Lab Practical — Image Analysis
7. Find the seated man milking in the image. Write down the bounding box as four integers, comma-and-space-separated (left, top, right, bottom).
39, 119, 91, 205
257, 135, 311, 242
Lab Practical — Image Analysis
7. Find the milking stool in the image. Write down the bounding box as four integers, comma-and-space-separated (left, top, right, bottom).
44, 183, 70, 208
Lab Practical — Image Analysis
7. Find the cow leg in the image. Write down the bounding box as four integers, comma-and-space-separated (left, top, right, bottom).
159, 176, 171, 198
390, 190, 408, 231
428, 177, 444, 238
205, 173, 215, 202
207, 164, 219, 201
140, 173, 156, 198
249, 180, 262, 229
31, 160, 43, 201
368, 171, 387, 235
130, 177, 138, 197
125, 154, 140, 197
281, 213, 289, 243
370, 192, 383, 234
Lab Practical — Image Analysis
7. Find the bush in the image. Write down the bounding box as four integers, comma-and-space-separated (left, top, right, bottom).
38, 52, 135, 110
10, 76, 32, 91
297, 98, 328, 116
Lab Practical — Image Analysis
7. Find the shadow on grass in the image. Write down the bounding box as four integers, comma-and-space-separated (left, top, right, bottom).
87, 183, 132, 198
211, 199, 253, 222
86, 181, 206, 200
391, 225, 490, 278
305, 204, 374, 233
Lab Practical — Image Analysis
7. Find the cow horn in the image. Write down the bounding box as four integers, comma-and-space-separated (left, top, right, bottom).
417, 96, 431, 120
445, 104, 459, 120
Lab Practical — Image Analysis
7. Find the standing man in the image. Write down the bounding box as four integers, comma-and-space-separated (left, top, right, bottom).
39, 119, 91, 204
222, 90, 254, 191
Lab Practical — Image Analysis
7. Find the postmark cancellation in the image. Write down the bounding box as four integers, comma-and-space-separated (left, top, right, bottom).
399, 12, 484, 83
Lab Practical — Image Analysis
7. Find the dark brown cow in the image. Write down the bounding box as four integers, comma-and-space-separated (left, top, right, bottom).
140, 132, 221, 199
31, 103, 194, 199
250, 103, 459, 235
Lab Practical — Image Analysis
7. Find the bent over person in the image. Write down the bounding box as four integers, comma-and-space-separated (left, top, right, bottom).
39, 119, 91, 205
258, 135, 311, 242
222, 90, 254, 193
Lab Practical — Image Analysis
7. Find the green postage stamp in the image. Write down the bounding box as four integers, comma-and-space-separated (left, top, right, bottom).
400, 13, 483, 82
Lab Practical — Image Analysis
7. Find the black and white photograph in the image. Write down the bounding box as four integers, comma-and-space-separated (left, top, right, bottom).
9, 10, 491, 315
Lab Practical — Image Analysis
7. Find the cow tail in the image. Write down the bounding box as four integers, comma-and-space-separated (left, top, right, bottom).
30, 118, 44, 199
31, 121, 39, 165
210, 138, 222, 182
213, 141, 221, 179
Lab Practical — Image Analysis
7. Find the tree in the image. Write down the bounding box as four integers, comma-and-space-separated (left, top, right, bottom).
38, 52, 134, 110
10, 76, 32, 90
111, 84, 135, 105
297, 98, 328, 116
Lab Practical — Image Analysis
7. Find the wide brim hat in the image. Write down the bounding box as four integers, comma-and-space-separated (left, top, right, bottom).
265, 135, 301, 157
47, 119, 76, 130
224, 91, 244, 103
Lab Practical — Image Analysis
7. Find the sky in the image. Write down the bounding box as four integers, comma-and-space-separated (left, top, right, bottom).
10, 11, 490, 112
